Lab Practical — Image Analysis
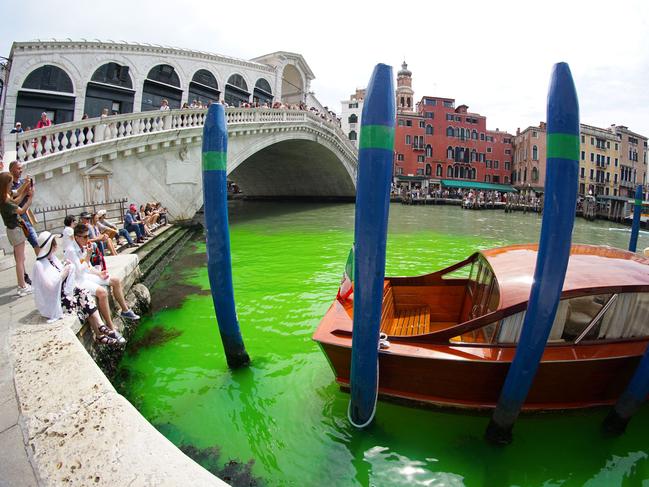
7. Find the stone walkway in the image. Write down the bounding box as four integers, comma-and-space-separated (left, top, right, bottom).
0, 251, 39, 487
0, 247, 226, 486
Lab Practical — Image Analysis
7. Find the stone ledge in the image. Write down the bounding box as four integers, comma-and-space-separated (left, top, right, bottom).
9, 257, 227, 486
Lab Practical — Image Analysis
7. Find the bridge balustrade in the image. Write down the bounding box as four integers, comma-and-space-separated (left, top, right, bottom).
5, 108, 355, 164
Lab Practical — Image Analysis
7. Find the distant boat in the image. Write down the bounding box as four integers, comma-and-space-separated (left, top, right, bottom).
313, 244, 649, 410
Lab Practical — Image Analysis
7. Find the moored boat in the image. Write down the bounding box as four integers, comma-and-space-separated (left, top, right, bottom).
313, 244, 649, 410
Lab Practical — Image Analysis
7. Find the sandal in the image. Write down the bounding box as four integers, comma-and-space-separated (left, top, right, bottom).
98, 325, 111, 335
95, 335, 119, 346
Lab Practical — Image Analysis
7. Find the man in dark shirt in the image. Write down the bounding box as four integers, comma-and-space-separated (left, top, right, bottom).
10, 122, 24, 134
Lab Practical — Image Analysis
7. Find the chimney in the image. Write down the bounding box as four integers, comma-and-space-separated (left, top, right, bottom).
516, 127, 521, 136
539, 121, 546, 130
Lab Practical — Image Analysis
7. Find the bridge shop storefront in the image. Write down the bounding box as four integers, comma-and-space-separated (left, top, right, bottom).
224, 74, 250, 107
15, 65, 75, 126
141, 65, 183, 111
84, 62, 135, 117
188, 70, 220, 105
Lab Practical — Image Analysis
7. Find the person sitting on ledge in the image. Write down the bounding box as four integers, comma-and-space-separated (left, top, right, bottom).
124, 203, 145, 243
64, 223, 140, 343
96, 209, 136, 248
32, 231, 120, 345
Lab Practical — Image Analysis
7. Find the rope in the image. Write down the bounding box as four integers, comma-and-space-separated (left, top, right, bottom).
347, 333, 390, 429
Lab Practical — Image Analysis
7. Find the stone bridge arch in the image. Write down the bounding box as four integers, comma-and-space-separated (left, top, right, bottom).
227, 132, 356, 199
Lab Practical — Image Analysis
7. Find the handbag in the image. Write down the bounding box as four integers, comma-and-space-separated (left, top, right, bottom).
18, 219, 30, 238
102, 227, 118, 239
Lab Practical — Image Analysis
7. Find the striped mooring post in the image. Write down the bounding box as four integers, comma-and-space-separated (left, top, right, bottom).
628, 184, 643, 252
485, 62, 580, 445
348, 63, 395, 428
202, 103, 250, 369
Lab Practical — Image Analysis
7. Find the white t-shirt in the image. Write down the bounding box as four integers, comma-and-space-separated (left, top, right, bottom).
62, 226, 74, 251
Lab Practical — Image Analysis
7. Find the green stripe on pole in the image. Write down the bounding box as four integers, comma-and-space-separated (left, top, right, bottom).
359, 125, 395, 151
635, 199, 643, 206
546, 133, 580, 160
202, 151, 227, 171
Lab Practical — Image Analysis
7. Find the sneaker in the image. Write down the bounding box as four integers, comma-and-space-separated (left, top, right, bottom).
120, 309, 140, 320
24, 273, 32, 285
17, 284, 32, 297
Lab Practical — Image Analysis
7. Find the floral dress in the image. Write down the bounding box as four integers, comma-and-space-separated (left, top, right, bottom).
51, 260, 98, 322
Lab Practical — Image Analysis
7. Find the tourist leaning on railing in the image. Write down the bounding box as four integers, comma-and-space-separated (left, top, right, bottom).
0, 172, 34, 296
31, 231, 121, 345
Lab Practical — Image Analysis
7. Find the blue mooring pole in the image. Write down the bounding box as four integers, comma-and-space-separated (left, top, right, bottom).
628, 185, 643, 252
348, 63, 395, 428
202, 104, 250, 369
602, 343, 649, 435
485, 63, 580, 445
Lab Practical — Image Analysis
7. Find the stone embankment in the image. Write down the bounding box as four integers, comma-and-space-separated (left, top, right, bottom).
0, 241, 227, 485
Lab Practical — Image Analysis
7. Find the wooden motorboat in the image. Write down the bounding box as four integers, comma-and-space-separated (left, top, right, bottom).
313, 244, 649, 410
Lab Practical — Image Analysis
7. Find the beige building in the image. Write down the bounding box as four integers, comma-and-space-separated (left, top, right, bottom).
611, 125, 648, 198
512, 122, 546, 193
512, 122, 648, 199
579, 124, 619, 197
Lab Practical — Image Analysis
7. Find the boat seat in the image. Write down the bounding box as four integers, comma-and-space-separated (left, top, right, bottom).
382, 305, 431, 336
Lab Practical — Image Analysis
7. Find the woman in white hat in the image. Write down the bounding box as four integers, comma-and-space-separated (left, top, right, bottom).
32, 231, 120, 345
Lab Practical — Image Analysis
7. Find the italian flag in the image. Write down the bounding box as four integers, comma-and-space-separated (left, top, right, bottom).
337, 245, 354, 301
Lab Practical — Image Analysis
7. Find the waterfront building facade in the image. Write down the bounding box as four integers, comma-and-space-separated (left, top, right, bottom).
612, 125, 648, 198
340, 88, 364, 147
512, 122, 648, 199
512, 123, 547, 194
392, 62, 513, 191
0, 40, 316, 138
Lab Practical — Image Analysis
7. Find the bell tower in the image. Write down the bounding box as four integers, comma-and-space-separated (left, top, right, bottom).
396, 61, 414, 113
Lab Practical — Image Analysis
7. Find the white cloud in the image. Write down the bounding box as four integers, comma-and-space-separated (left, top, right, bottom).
2, 0, 648, 135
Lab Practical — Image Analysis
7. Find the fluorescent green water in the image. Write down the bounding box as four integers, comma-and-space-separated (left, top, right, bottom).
117, 203, 649, 486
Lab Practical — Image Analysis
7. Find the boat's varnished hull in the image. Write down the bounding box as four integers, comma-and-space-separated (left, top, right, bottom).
319, 341, 645, 410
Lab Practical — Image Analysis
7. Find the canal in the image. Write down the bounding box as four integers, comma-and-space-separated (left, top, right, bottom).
116, 202, 649, 486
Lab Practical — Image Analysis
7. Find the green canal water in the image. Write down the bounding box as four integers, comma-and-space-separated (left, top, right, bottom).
116, 203, 649, 486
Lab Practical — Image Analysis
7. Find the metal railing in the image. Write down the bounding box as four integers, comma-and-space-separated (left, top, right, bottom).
30, 198, 128, 234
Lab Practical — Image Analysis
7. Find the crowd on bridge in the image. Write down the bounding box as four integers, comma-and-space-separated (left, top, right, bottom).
1, 160, 170, 346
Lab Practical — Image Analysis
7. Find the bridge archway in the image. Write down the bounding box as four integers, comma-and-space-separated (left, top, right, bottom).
229, 138, 355, 199
84, 62, 135, 117
16, 65, 75, 126
281, 64, 304, 105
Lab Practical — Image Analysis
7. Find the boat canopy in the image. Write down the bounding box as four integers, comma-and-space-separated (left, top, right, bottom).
440, 179, 518, 193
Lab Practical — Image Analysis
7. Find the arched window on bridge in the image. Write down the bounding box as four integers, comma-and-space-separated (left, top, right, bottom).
225, 74, 250, 107
348, 114, 358, 124
426, 124, 433, 135
436, 164, 442, 177
532, 167, 539, 182
189, 69, 220, 106
447, 146, 453, 159
425, 164, 432, 176
253, 78, 273, 106
425, 145, 432, 158
142, 64, 182, 111
349, 130, 357, 141
84, 62, 134, 118
446, 126, 454, 137
16, 65, 75, 126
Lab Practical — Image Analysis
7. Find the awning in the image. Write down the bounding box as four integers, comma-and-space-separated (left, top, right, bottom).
395, 175, 428, 181
440, 179, 518, 193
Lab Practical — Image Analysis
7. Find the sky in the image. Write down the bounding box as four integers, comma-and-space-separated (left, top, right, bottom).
1, 0, 649, 137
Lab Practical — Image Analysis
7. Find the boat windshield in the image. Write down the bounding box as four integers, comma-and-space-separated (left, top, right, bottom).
466, 255, 499, 320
